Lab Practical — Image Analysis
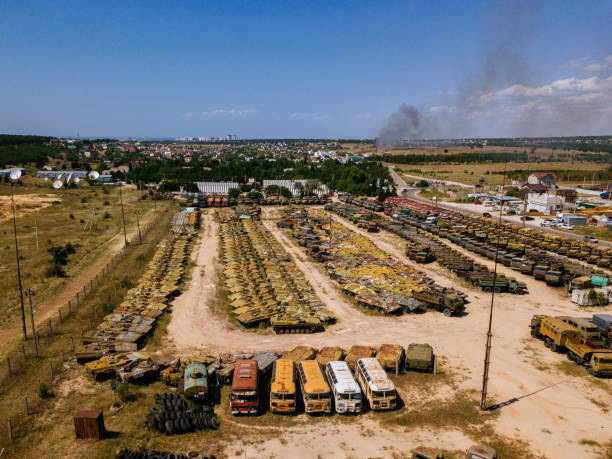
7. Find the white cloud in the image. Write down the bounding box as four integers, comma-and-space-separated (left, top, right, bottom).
431, 72, 612, 137
354, 113, 374, 120
183, 112, 193, 118
564, 55, 612, 73
289, 112, 331, 121
201, 109, 256, 116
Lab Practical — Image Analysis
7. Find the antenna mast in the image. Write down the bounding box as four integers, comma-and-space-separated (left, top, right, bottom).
480, 167, 507, 411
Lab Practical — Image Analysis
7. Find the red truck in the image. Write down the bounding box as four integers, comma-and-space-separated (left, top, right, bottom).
230, 360, 259, 415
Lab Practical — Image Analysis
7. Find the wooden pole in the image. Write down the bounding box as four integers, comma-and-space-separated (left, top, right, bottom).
7, 418, 12, 441
11, 186, 27, 340
71, 336, 75, 352
25, 396, 29, 416
34, 217, 39, 249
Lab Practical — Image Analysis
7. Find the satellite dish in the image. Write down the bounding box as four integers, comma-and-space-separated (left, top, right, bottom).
53, 180, 63, 189
88, 171, 100, 180
73, 177, 80, 184
44, 177, 49, 181
9, 169, 21, 180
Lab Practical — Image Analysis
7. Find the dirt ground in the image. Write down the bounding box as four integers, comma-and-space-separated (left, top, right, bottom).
164, 207, 612, 458
0, 193, 60, 221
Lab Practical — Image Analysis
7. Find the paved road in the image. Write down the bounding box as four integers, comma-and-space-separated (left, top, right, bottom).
388, 166, 612, 249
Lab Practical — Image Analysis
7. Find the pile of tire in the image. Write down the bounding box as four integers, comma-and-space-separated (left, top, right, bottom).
144, 393, 219, 434
115, 449, 217, 459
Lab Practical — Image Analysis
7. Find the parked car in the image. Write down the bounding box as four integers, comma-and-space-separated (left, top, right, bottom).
520, 216, 535, 221
584, 235, 596, 242
560, 223, 574, 230
482, 212, 492, 218
540, 220, 551, 227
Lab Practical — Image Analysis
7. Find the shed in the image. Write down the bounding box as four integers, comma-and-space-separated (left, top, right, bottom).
74, 410, 105, 439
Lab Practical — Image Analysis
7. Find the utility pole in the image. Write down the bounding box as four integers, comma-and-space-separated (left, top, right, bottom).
11, 184, 27, 340
480, 168, 506, 411
26, 289, 38, 355
136, 211, 142, 244
34, 218, 39, 249
119, 185, 128, 247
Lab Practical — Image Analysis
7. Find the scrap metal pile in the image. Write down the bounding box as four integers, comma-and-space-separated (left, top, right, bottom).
218, 207, 334, 333
284, 207, 466, 316
76, 210, 198, 363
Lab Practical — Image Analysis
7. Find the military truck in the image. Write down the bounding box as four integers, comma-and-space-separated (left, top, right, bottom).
565, 340, 612, 377
376, 344, 405, 371
405, 343, 435, 373
411, 289, 465, 317
532, 316, 582, 352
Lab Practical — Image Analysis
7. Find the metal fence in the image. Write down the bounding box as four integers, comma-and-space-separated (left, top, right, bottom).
0, 205, 174, 444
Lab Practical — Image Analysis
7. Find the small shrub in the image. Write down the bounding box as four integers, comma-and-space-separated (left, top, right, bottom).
81, 197, 87, 203
79, 219, 85, 223
46, 265, 66, 277
103, 200, 110, 206
103, 212, 111, 219
37, 382, 51, 398
69, 213, 74, 219
116, 383, 139, 402
120, 277, 134, 289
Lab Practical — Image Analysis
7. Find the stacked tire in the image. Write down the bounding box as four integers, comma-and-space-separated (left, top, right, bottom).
144, 393, 219, 435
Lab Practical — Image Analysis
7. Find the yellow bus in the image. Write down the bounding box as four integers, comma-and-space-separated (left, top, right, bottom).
297, 360, 331, 414
355, 358, 397, 411
270, 359, 296, 413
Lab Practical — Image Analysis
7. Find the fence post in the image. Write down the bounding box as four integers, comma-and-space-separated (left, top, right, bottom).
60, 351, 64, 364
71, 336, 75, 352
68, 300, 71, 313
7, 357, 11, 376
76, 292, 80, 306
48, 319, 52, 335
80, 328, 84, 339
58, 309, 62, 322
8, 418, 12, 441
25, 396, 29, 416
50, 362, 53, 379
21, 345, 26, 359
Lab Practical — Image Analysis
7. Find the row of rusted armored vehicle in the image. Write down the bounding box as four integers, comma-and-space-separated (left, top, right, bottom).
280, 207, 467, 317
218, 206, 334, 333
76, 210, 198, 365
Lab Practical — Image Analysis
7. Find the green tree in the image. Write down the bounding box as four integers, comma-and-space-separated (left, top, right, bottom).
228, 188, 240, 199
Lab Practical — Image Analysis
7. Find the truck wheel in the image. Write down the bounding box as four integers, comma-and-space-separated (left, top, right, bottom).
587, 367, 596, 376
544, 338, 552, 349
443, 308, 452, 317
530, 329, 538, 338
552, 344, 560, 352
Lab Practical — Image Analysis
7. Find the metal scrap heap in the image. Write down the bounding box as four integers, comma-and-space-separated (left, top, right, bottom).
218, 207, 334, 333
76, 209, 198, 362
285, 207, 466, 316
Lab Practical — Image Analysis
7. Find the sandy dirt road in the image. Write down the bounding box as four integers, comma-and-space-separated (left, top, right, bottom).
165, 207, 611, 459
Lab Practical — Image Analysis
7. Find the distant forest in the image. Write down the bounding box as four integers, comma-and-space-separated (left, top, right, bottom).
0, 134, 59, 168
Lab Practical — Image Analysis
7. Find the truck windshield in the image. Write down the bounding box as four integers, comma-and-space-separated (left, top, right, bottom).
271, 392, 294, 400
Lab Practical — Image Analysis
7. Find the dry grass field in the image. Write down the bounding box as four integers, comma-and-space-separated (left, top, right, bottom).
0, 180, 171, 360
392, 161, 609, 186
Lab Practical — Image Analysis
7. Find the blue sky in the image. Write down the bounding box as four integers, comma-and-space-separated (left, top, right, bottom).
1, 0, 611, 139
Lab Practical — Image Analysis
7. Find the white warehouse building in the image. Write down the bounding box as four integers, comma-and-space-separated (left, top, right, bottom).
527, 191, 564, 215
